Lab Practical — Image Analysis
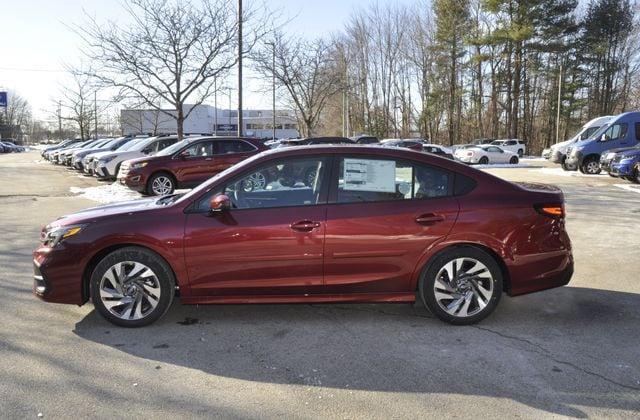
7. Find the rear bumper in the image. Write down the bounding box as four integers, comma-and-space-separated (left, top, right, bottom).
507, 252, 573, 296
96, 165, 114, 178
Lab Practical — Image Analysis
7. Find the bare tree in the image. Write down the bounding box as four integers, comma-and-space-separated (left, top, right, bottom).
74, 0, 271, 140
54, 71, 99, 140
253, 33, 343, 137
0, 92, 32, 142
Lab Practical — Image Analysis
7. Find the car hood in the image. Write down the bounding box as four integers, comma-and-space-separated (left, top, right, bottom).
88, 150, 117, 160
550, 139, 575, 150
615, 147, 640, 158
126, 154, 171, 166
48, 197, 164, 228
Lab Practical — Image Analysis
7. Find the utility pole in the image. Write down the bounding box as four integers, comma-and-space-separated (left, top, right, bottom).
57, 101, 62, 139
555, 61, 563, 144
94, 91, 98, 139
237, 0, 243, 137
214, 77, 218, 135
269, 41, 276, 140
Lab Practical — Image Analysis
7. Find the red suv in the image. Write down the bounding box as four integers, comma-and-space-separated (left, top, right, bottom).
117, 136, 267, 195
34, 146, 573, 327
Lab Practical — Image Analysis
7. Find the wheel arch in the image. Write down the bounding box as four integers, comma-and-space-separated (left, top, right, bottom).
414, 242, 512, 294
81, 243, 180, 303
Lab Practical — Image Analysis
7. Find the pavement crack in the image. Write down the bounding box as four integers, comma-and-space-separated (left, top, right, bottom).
472, 325, 640, 392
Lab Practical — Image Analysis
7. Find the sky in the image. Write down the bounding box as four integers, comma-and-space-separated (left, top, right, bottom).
0, 0, 406, 121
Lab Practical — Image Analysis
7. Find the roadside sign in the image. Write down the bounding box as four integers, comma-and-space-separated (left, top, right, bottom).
0, 92, 7, 107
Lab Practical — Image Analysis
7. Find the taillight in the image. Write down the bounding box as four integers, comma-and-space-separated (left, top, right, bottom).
535, 203, 565, 218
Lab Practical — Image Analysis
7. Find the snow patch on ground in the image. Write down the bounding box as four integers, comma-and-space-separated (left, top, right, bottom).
70, 183, 143, 204
533, 167, 608, 177
521, 156, 548, 162
613, 183, 640, 194
476, 163, 535, 169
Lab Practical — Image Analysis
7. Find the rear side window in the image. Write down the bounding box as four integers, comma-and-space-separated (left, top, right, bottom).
336, 157, 451, 203
216, 140, 257, 154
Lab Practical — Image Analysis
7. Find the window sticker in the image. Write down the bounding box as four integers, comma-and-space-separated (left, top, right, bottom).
343, 158, 396, 192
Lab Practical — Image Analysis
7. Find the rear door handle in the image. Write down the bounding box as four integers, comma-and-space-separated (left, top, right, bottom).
290, 220, 321, 232
415, 213, 445, 225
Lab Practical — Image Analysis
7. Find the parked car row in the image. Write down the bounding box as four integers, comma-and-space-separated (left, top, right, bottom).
543, 111, 640, 183
0, 139, 26, 153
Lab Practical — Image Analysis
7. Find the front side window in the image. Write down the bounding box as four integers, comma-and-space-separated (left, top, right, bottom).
336, 157, 451, 203
183, 141, 214, 157
602, 123, 628, 141
199, 157, 329, 210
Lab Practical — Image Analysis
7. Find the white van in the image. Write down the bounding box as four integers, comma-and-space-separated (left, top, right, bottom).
546, 116, 613, 165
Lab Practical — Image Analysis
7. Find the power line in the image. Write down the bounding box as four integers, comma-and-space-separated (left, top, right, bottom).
0, 66, 65, 73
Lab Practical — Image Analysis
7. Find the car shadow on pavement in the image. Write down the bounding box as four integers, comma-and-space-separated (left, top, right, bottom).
74, 286, 640, 417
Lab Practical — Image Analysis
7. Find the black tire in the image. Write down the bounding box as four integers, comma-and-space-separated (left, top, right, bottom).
632, 166, 640, 184
509, 156, 519, 164
479, 156, 489, 165
147, 172, 175, 196
419, 247, 503, 325
581, 157, 601, 175
90, 246, 175, 327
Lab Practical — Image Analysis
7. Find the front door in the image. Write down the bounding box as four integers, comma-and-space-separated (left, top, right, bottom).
183, 156, 330, 296
323, 156, 459, 294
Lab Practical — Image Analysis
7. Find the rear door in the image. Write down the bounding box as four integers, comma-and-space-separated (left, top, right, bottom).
323, 155, 459, 294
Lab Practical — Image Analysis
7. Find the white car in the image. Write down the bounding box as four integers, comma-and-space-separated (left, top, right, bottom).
548, 115, 614, 165
90, 135, 179, 179
490, 139, 526, 156
454, 145, 520, 165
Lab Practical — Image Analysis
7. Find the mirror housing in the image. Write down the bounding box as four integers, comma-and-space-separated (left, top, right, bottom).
209, 194, 231, 213
600, 134, 609, 142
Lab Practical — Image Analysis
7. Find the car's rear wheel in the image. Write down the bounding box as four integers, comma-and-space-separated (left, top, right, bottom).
90, 247, 175, 327
420, 247, 503, 325
632, 166, 640, 184
509, 156, 519, 164
479, 156, 489, 165
147, 172, 175, 196
581, 157, 601, 175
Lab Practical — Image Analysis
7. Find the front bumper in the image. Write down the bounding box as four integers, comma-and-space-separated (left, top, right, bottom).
550, 150, 565, 164
96, 164, 113, 178
33, 246, 86, 305
564, 153, 581, 170
118, 171, 147, 192
609, 162, 634, 177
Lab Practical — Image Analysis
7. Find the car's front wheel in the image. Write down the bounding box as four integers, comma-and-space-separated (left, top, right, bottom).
479, 156, 489, 165
420, 247, 503, 325
581, 157, 601, 175
147, 172, 175, 196
90, 247, 175, 327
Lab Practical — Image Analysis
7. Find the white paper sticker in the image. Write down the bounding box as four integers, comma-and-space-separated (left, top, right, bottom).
343, 158, 396, 192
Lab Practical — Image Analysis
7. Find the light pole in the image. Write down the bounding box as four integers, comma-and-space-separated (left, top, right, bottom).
267, 41, 276, 140
555, 60, 563, 145
237, 0, 243, 137
94, 90, 98, 139
213, 77, 218, 135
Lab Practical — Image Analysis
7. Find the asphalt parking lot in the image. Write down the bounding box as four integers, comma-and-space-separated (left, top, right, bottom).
1, 151, 639, 418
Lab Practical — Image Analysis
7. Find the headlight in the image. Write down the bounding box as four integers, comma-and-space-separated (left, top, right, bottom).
130, 162, 148, 169
100, 156, 116, 163
42, 224, 86, 247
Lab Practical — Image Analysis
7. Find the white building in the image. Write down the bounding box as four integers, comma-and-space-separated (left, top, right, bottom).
120, 104, 299, 139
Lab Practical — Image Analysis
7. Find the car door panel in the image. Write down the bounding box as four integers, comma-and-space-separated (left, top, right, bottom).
184, 206, 327, 296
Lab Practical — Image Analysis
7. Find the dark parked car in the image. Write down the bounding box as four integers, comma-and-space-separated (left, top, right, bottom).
350, 135, 379, 144
277, 137, 355, 147
117, 136, 267, 196
422, 144, 454, 159
34, 145, 573, 327
381, 139, 424, 151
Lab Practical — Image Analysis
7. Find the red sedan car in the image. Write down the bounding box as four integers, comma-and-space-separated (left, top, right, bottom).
34, 146, 573, 327
117, 136, 267, 196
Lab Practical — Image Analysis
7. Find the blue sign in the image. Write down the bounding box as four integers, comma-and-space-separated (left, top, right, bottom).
0, 92, 6, 108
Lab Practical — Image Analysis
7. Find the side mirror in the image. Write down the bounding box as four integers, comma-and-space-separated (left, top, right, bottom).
601, 134, 609, 142
209, 194, 231, 213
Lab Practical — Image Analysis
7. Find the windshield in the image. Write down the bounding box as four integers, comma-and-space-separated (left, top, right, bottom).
155, 139, 190, 156
580, 126, 601, 140
119, 137, 149, 151
176, 151, 267, 205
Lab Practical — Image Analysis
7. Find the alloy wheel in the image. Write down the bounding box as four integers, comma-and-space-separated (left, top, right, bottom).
243, 172, 266, 192
99, 261, 161, 321
433, 257, 494, 318
151, 176, 173, 195
585, 160, 600, 174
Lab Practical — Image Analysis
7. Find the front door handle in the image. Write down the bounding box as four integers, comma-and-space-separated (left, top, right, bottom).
290, 220, 321, 232
415, 213, 445, 226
